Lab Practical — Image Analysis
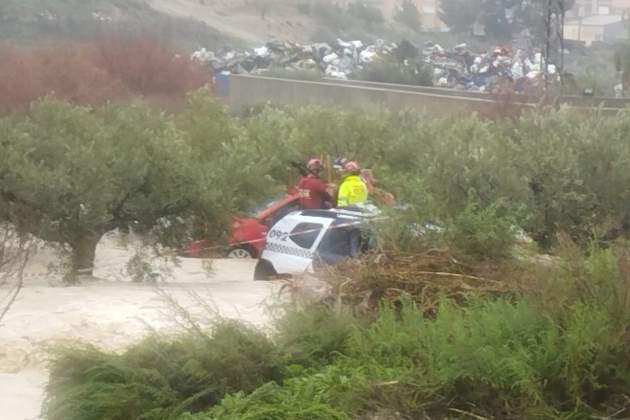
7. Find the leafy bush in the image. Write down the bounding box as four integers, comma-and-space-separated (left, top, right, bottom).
512, 109, 630, 248
44, 321, 284, 420
240, 105, 630, 255
4, 76, 630, 263
567, 67, 615, 97
0, 93, 274, 277
183, 262, 630, 419
445, 201, 516, 259
273, 307, 357, 366
45, 244, 630, 419
0, 99, 199, 276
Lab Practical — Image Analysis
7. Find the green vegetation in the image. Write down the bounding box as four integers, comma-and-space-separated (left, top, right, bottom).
239, 105, 630, 252
0, 0, 233, 49
26, 94, 630, 419
2, 95, 630, 276
45, 321, 284, 420
0, 92, 274, 278
2, 69, 630, 416
45, 244, 630, 419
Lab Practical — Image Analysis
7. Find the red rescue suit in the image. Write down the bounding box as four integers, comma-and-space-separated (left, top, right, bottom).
297, 175, 331, 209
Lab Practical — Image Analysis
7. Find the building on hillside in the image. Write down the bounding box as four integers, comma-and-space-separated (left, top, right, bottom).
572, 0, 630, 16
564, 13, 627, 44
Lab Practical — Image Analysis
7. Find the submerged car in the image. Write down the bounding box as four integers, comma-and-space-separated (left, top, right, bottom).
186, 191, 301, 259
254, 207, 379, 280
228, 192, 302, 258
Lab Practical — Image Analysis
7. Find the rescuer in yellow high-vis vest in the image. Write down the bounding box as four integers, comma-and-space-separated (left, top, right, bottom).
336, 161, 368, 207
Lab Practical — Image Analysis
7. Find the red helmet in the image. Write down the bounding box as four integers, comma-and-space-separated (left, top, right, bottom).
307, 158, 323, 171
343, 161, 360, 172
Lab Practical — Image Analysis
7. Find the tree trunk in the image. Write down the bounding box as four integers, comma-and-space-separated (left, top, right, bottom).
70, 234, 101, 278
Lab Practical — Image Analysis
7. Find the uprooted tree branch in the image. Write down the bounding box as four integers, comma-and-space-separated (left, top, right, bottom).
0, 225, 34, 323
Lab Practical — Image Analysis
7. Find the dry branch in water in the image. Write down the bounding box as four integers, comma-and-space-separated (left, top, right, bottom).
0, 225, 34, 323
320, 249, 519, 313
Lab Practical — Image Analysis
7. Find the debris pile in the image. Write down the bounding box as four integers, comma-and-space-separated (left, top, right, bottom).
192, 39, 558, 93
322, 249, 518, 314
191, 39, 399, 81
423, 42, 556, 93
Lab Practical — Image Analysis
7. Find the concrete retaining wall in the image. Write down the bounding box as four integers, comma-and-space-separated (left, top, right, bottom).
325, 78, 630, 108
229, 74, 627, 116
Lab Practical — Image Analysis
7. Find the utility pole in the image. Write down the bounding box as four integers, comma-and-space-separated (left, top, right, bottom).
558, 0, 566, 93
544, 0, 552, 92
543, 0, 567, 96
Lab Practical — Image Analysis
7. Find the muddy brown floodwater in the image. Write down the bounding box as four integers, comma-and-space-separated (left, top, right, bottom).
0, 234, 278, 420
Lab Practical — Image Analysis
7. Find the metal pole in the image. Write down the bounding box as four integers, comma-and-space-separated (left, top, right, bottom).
544, 0, 552, 92
559, 1, 566, 94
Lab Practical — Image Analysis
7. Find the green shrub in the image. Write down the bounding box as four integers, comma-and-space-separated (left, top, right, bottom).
0, 91, 281, 278
239, 104, 630, 254
186, 288, 630, 419
445, 201, 517, 259
274, 307, 357, 366
0, 99, 203, 277
236, 101, 630, 258
196, 372, 357, 420
46, 250, 630, 419
44, 321, 284, 420
513, 109, 630, 248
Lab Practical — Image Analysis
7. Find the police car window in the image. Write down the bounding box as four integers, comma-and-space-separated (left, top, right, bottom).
290, 223, 323, 249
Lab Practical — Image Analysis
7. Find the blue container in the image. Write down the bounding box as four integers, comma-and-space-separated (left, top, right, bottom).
215, 72, 230, 97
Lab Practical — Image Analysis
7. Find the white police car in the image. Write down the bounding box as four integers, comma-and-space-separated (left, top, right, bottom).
253, 207, 379, 280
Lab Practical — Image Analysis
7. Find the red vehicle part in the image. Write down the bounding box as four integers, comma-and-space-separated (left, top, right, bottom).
186, 192, 301, 258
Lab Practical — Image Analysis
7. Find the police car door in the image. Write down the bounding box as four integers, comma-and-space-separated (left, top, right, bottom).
264, 215, 334, 275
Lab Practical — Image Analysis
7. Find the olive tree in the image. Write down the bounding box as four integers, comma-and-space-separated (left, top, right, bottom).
0, 96, 269, 278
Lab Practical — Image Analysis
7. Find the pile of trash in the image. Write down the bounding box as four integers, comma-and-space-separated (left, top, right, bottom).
424, 42, 556, 94
191, 39, 400, 80
191, 39, 558, 93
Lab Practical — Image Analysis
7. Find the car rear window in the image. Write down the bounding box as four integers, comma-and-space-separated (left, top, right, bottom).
290, 223, 323, 249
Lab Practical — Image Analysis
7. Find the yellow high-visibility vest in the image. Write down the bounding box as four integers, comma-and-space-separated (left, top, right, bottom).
337, 175, 368, 207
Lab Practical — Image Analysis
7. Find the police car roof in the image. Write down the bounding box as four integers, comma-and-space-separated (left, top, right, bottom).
299, 208, 369, 219
299, 210, 338, 218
